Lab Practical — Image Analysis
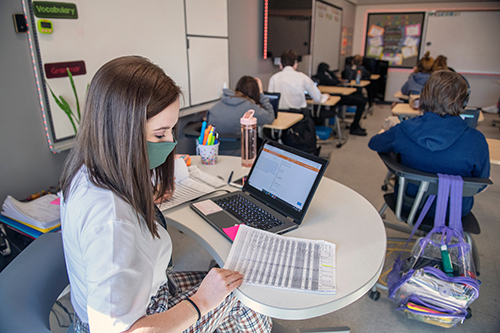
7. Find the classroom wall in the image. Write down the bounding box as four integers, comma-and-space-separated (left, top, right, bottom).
228, 0, 357, 90
0, 0, 358, 203
352, 2, 500, 107
0, 0, 69, 204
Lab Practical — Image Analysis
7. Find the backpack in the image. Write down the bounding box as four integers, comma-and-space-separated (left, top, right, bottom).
281, 108, 320, 156
387, 174, 479, 328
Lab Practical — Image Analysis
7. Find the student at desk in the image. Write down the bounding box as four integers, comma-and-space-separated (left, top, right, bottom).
343, 55, 375, 110
401, 51, 434, 96
343, 55, 371, 81
59, 56, 271, 333
432, 55, 455, 72
369, 71, 490, 216
268, 49, 329, 110
207, 76, 274, 136
315, 62, 368, 136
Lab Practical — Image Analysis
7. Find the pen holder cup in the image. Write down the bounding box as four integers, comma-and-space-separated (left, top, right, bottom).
196, 141, 219, 165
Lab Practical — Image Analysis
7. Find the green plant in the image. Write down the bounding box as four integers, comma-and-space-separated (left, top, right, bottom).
46, 68, 83, 134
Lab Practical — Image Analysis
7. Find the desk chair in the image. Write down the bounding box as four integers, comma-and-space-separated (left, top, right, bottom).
313, 107, 346, 148
377, 152, 492, 274
370, 152, 492, 302
0, 233, 74, 333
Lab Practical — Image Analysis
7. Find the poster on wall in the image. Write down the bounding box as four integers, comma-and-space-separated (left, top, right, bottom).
340, 26, 353, 55
364, 12, 425, 68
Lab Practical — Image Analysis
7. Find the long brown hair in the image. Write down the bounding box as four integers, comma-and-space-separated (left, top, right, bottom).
60, 56, 181, 238
235, 76, 261, 106
420, 71, 468, 117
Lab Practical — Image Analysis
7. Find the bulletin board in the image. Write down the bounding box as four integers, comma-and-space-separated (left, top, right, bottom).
311, 1, 342, 73
364, 12, 425, 68
23, 0, 229, 152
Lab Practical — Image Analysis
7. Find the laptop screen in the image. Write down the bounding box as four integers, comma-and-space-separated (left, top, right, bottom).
264, 92, 280, 117
243, 141, 328, 223
459, 109, 479, 128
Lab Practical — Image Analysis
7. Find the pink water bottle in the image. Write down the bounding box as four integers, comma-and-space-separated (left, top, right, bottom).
240, 110, 257, 167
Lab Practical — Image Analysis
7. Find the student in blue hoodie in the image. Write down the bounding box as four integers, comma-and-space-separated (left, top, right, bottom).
369, 71, 490, 216
401, 51, 434, 96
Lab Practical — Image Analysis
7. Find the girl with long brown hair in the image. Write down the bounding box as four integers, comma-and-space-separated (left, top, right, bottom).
60, 56, 271, 333
207, 76, 274, 137
401, 51, 434, 95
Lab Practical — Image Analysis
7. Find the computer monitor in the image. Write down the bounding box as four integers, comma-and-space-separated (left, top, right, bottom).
264, 92, 281, 118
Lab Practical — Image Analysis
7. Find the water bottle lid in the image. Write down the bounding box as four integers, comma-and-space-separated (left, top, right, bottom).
240, 109, 257, 125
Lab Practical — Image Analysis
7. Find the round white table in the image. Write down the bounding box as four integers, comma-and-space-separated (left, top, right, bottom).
163, 156, 386, 320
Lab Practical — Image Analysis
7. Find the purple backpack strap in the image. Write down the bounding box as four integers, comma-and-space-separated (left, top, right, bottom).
449, 174, 464, 233
434, 174, 451, 228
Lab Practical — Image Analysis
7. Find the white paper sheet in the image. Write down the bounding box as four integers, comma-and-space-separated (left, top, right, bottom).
1, 194, 60, 229
224, 225, 336, 294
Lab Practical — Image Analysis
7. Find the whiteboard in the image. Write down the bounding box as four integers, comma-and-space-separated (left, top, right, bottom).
311, 1, 342, 74
187, 37, 229, 105
186, 0, 228, 37
423, 10, 500, 74
25, 0, 229, 151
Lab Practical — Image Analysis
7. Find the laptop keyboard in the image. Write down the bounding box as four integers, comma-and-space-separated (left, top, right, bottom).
213, 194, 284, 231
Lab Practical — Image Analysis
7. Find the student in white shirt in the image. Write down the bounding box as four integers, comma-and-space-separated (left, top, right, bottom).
60, 56, 272, 333
268, 49, 329, 110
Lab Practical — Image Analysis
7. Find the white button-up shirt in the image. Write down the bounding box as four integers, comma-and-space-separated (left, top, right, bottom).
268, 66, 323, 109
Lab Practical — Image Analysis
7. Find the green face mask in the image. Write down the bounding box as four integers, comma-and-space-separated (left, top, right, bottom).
147, 139, 177, 169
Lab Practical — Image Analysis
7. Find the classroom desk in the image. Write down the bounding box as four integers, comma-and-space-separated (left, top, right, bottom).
394, 91, 409, 101
263, 111, 303, 130
486, 138, 500, 165
370, 74, 380, 80
342, 80, 370, 88
478, 110, 485, 123
162, 156, 386, 320
391, 103, 421, 119
318, 86, 356, 96
306, 95, 342, 116
263, 111, 304, 140
392, 104, 485, 123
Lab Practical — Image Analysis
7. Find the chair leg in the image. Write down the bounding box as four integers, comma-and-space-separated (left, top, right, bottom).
379, 203, 388, 216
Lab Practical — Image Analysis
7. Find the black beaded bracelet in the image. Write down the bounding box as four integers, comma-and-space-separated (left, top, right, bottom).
185, 297, 201, 321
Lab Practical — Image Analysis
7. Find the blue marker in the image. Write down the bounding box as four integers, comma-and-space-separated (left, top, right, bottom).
199, 121, 207, 144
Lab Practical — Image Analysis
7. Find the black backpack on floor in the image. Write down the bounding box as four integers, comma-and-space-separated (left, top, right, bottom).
280, 108, 320, 156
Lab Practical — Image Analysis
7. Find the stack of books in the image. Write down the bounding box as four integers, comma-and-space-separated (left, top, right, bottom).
0, 194, 60, 239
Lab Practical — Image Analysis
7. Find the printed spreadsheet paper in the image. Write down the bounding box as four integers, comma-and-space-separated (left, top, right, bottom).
224, 224, 336, 294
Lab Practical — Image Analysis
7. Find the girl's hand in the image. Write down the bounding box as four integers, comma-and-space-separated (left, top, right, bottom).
190, 268, 243, 315
254, 77, 264, 93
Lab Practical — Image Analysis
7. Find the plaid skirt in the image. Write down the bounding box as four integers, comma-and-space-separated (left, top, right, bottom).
74, 271, 272, 333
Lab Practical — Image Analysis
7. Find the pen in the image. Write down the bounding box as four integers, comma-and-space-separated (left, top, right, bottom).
203, 125, 212, 145
199, 121, 207, 144
227, 171, 234, 184
208, 127, 215, 145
